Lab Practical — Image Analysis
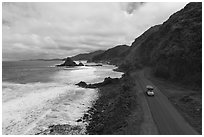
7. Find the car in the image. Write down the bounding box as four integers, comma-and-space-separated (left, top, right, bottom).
146, 85, 155, 96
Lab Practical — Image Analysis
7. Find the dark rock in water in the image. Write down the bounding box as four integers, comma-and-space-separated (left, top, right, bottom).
76, 77, 119, 89
87, 84, 98, 88
95, 64, 102, 66
78, 62, 84, 66
76, 119, 82, 122
83, 113, 89, 119
56, 57, 77, 67
76, 81, 88, 88
75, 77, 120, 97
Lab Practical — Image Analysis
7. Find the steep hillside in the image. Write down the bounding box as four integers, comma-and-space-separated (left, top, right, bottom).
120, 25, 161, 71
92, 45, 129, 65
77, 3, 201, 88
71, 50, 104, 61
121, 2, 202, 88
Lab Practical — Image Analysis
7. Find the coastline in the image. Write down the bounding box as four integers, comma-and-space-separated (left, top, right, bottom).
36, 65, 201, 135
36, 68, 142, 135
3, 61, 123, 135
78, 72, 143, 135
2, 2, 201, 135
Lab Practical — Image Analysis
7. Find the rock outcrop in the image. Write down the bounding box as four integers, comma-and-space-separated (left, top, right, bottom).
56, 57, 77, 67
75, 74, 139, 135
76, 81, 88, 88
78, 62, 84, 66
76, 77, 119, 89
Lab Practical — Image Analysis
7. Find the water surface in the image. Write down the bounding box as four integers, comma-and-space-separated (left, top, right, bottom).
2, 60, 123, 135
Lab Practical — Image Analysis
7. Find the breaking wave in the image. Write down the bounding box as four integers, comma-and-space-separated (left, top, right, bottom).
2, 64, 122, 135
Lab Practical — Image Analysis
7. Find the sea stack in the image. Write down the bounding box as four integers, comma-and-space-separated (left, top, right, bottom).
78, 62, 84, 66
56, 57, 78, 67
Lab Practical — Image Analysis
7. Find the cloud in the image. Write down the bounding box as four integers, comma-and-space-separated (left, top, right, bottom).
120, 2, 145, 14
2, 2, 187, 60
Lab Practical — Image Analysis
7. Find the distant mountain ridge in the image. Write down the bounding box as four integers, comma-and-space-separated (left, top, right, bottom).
22, 58, 64, 61
92, 45, 129, 65
71, 50, 104, 61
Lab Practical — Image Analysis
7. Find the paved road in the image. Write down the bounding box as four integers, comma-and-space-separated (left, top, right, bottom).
135, 70, 198, 135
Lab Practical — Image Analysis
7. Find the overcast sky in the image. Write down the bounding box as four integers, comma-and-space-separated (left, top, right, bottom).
2, 2, 187, 61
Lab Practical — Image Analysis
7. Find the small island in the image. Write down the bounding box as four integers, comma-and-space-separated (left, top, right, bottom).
56, 57, 84, 67
56, 57, 103, 67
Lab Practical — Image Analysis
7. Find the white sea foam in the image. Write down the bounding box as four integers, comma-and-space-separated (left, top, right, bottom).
53, 65, 123, 84
53, 66, 99, 84
2, 64, 122, 135
2, 82, 97, 135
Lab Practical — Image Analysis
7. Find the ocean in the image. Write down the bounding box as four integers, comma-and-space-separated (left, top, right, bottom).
2, 60, 123, 135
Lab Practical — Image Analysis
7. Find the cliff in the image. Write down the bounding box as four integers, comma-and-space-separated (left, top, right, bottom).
90, 2, 201, 88
123, 2, 202, 88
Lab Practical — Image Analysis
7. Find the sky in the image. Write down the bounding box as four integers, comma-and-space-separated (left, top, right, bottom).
2, 2, 187, 61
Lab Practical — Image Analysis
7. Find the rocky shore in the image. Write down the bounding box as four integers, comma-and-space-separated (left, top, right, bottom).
36, 72, 142, 135
36, 124, 86, 135
76, 73, 142, 135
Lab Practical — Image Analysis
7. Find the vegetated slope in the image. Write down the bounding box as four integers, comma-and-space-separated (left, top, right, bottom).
71, 50, 104, 61
92, 45, 129, 65
119, 25, 161, 71
122, 2, 202, 88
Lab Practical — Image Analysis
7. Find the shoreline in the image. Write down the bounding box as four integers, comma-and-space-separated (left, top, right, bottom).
3, 61, 123, 135
34, 64, 127, 135
36, 71, 142, 135
38, 67, 201, 135
75, 73, 142, 135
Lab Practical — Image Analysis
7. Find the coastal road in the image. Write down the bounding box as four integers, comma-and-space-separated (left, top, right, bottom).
134, 70, 198, 135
